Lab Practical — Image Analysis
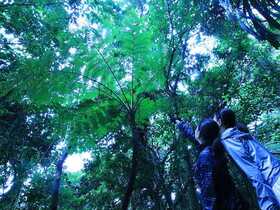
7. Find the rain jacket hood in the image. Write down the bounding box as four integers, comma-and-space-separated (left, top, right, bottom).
221, 127, 280, 210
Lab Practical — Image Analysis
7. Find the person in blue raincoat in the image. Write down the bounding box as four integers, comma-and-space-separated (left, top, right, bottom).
192, 119, 218, 210
215, 108, 280, 210
177, 118, 248, 210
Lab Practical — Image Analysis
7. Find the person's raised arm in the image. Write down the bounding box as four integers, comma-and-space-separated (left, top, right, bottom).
176, 120, 199, 146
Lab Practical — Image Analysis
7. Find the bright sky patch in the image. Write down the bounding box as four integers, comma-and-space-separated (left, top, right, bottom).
64, 152, 92, 173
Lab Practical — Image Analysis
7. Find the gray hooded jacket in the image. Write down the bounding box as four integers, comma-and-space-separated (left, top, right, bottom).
221, 128, 280, 210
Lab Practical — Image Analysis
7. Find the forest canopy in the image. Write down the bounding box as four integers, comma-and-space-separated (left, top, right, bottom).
0, 0, 279, 209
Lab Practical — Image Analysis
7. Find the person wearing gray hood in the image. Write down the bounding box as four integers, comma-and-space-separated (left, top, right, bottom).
215, 108, 280, 210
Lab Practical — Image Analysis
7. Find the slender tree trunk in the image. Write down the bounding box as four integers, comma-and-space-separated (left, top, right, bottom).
151, 150, 174, 209
121, 126, 140, 210
162, 183, 174, 209
50, 150, 68, 210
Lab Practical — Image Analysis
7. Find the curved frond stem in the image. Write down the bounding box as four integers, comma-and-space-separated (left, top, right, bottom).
2, 69, 130, 112
57, 70, 130, 112
75, 80, 128, 108
134, 73, 163, 108
131, 67, 134, 111
165, 0, 175, 49
94, 47, 131, 111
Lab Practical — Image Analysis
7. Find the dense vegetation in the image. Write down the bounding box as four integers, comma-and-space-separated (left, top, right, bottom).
0, 0, 279, 209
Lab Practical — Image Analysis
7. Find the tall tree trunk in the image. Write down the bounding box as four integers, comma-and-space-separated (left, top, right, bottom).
50, 150, 68, 210
121, 126, 140, 210
150, 149, 174, 209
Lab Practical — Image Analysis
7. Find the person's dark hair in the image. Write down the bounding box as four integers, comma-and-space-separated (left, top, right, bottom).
217, 108, 236, 128
198, 119, 220, 145
236, 122, 249, 133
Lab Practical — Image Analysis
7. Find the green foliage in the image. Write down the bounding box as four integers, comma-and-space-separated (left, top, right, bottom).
0, 0, 279, 209
256, 109, 280, 145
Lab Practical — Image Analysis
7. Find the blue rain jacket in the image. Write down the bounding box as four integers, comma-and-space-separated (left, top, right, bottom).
221, 128, 280, 210
177, 122, 216, 209
194, 146, 216, 210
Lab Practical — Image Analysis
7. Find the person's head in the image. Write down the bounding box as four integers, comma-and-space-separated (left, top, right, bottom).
214, 108, 236, 129
195, 118, 220, 146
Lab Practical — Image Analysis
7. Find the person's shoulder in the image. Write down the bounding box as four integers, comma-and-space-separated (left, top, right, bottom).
222, 127, 254, 142
199, 147, 213, 160
197, 147, 214, 170
201, 146, 212, 153
221, 127, 237, 140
